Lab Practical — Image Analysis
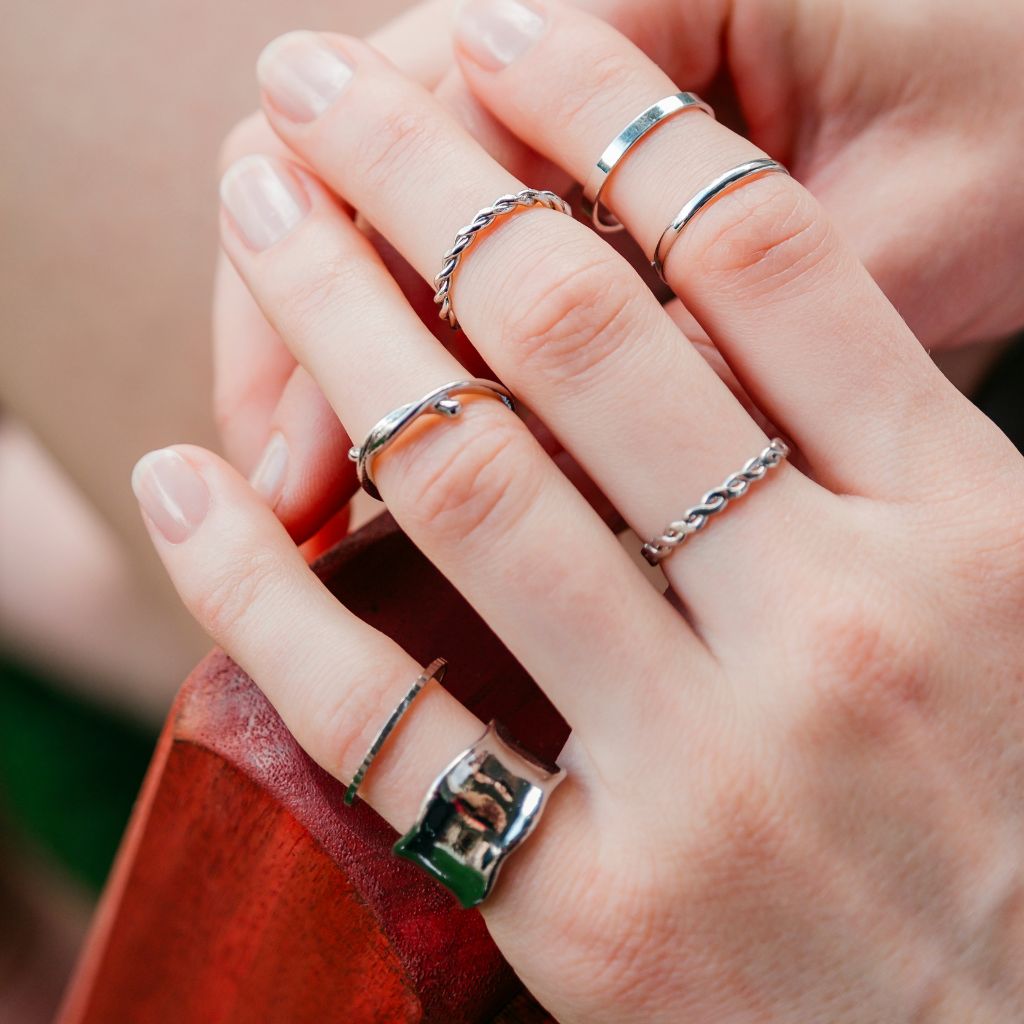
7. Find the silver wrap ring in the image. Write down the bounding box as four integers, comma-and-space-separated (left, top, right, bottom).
642, 438, 790, 566
434, 188, 572, 331
348, 379, 516, 501
652, 158, 790, 281
394, 720, 564, 908
581, 91, 715, 234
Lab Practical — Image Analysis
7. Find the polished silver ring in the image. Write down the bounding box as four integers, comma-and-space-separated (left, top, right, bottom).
642, 438, 790, 566
434, 188, 572, 331
581, 92, 714, 234
344, 658, 447, 806
394, 720, 564, 908
652, 158, 790, 280
348, 379, 516, 501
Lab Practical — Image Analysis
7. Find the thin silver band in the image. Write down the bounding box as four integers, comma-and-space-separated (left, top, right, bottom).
652, 158, 790, 280
581, 92, 714, 234
434, 188, 572, 331
347, 379, 516, 501
642, 438, 790, 566
344, 658, 448, 806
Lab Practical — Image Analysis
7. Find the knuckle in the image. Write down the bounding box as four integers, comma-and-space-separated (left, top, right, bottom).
386, 405, 536, 546
189, 546, 279, 641
355, 105, 449, 196
688, 178, 835, 297
552, 51, 645, 129
498, 242, 641, 386
272, 250, 367, 341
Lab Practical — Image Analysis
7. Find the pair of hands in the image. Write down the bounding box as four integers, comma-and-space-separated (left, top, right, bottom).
214, 0, 1024, 550
132, 1, 1024, 1021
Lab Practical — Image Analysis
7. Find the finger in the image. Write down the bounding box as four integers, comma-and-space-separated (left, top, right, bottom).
131, 443, 483, 827
218, 153, 697, 747
453, 0, 954, 497
251, 30, 826, 634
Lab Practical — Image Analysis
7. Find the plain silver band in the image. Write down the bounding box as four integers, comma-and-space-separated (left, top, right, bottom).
581, 92, 714, 234
344, 658, 447, 806
652, 158, 790, 280
347, 379, 516, 501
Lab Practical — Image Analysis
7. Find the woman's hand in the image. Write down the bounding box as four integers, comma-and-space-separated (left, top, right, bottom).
137, 3, 1024, 1019
212, 0, 1024, 549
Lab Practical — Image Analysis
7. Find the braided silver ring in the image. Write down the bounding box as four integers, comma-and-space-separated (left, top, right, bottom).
653, 158, 790, 281
348, 379, 516, 501
434, 189, 572, 331
581, 92, 714, 234
642, 439, 790, 566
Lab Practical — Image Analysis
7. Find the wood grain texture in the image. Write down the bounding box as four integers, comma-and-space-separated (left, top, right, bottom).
58, 514, 564, 1023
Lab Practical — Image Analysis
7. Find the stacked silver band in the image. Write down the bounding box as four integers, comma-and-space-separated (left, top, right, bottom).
642, 439, 790, 565
348, 379, 516, 501
434, 188, 572, 331
581, 92, 714, 233
344, 658, 448, 806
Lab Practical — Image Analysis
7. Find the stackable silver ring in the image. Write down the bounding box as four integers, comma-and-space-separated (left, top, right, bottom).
642, 438, 790, 566
348, 379, 516, 501
652, 158, 790, 280
434, 188, 572, 331
344, 658, 448, 806
581, 92, 715, 234
394, 720, 564, 908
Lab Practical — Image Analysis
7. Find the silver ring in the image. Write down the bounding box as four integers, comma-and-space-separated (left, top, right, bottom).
581, 92, 714, 234
348, 379, 516, 501
642, 438, 790, 566
344, 658, 447, 806
434, 188, 572, 331
394, 720, 564, 908
652, 158, 790, 280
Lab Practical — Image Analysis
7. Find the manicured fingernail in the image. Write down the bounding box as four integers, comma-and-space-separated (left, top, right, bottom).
257, 31, 353, 122
132, 449, 210, 544
249, 431, 289, 507
456, 0, 546, 70
220, 155, 310, 251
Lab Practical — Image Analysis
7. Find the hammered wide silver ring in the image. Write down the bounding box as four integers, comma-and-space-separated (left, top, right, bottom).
433, 188, 572, 331
581, 91, 715, 233
348, 379, 516, 501
394, 720, 564, 908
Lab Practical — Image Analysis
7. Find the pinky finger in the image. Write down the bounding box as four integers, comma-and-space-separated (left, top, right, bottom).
131, 443, 483, 828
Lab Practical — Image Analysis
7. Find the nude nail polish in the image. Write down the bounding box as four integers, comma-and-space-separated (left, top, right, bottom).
220, 155, 310, 251
456, 0, 547, 70
258, 31, 354, 122
132, 449, 210, 543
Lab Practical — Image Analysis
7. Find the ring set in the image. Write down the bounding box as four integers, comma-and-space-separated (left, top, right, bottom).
341, 94, 794, 905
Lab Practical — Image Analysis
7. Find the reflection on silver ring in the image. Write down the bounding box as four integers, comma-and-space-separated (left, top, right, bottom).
434, 188, 572, 331
581, 92, 714, 234
347, 379, 516, 501
652, 158, 790, 281
344, 658, 447, 806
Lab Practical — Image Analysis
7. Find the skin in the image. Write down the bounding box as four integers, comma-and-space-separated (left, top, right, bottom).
136, 2, 1024, 1020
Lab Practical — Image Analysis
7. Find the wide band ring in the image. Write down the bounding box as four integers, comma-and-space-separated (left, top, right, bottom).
348, 379, 516, 501
434, 188, 572, 331
394, 720, 564, 908
344, 658, 448, 806
642, 438, 790, 566
581, 91, 715, 234
652, 158, 790, 281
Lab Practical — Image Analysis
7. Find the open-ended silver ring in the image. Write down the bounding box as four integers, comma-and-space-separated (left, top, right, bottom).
348, 379, 516, 501
394, 720, 564, 908
344, 658, 448, 806
642, 438, 790, 566
433, 188, 572, 331
581, 92, 715, 234
652, 158, 790, 281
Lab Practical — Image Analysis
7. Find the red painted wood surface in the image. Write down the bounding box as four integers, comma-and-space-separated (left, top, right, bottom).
58, 514, 564, 1023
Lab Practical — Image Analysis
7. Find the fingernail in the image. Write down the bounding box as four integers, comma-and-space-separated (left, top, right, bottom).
220, 155, 310, 251
258, 31, 353, 122
249, 431, 289, 507
132, 449, 210, 544
456, 0, 546, 70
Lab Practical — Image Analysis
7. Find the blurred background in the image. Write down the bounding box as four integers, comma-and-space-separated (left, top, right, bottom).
3, 1, 1023, 1021
0, 2, 411, 1020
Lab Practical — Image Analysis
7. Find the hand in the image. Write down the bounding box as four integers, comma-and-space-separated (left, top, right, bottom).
137, 4, 1024, 1020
